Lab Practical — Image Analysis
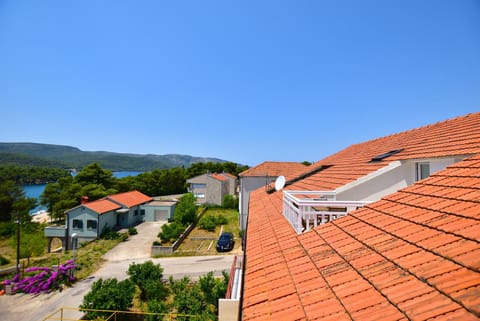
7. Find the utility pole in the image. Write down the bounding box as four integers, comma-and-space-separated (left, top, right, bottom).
15, 212, 21, 278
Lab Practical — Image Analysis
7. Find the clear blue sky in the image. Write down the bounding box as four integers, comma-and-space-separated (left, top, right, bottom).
1, 1, 479, 166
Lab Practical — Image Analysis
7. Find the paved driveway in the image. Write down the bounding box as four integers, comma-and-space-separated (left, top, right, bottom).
103, 221, 165, 261
1, 221, 236, 321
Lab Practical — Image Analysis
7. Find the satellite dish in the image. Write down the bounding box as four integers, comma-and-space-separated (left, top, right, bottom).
274, 175, 286, 191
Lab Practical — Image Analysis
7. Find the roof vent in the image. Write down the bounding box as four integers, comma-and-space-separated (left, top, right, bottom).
370, 149, 403, 162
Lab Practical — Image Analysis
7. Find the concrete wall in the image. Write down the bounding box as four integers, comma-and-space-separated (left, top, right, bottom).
219, 299, 239, 321
207, 177, 226, 205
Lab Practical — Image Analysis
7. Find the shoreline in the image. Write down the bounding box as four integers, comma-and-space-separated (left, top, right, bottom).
31, 211, 50, 224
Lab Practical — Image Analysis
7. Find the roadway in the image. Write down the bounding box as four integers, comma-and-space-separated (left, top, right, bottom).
0, 221, 235, 321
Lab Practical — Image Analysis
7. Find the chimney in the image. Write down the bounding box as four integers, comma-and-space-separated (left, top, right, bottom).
81, 196, 89, 204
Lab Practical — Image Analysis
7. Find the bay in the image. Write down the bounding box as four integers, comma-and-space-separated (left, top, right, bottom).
23, 171, 143, 214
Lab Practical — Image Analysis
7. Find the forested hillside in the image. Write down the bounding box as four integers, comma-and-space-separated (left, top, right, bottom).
0, 142, 229, 171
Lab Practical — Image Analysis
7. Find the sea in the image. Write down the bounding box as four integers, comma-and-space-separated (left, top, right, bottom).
23, 171, 142, 214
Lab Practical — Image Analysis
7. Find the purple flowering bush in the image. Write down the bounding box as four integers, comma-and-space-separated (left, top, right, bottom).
4, 260, 76, 294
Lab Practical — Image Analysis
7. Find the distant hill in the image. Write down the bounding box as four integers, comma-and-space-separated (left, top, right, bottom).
0, 142, 228, 171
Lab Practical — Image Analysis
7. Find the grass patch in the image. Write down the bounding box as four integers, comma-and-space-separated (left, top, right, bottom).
174, 209, 241, 256
0, 236, 123, 281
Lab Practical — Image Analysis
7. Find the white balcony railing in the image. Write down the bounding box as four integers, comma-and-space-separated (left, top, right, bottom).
283, 191, 371, 234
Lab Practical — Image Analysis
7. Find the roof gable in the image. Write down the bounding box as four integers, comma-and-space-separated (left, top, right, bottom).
107, 190, 152, 208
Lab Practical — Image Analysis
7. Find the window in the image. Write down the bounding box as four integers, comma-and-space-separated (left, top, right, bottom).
140, 209, 145, 216
72, 219, 83, 229
192, 183, 206, 189
87, 220, 97, 229
195, 193, 205, 199
134, 210, 139, 216
416, 162, 430, 181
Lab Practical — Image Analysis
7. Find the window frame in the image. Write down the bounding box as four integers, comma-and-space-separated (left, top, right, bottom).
416, 162, 430, 181
87, 219, 97, 230
72, 219, 83, 229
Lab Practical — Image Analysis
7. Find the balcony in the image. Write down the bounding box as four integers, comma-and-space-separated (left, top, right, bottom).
44, 225, 67, 238
283, 191, 371, 234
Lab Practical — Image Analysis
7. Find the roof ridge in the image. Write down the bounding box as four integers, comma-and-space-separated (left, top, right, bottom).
354, 112, 480, 147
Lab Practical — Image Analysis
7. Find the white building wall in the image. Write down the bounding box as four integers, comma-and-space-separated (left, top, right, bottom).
337, 157, 461, 202
239, 176, 276, 230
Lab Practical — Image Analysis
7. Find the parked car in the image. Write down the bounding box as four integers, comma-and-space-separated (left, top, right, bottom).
216, 232, 235, 252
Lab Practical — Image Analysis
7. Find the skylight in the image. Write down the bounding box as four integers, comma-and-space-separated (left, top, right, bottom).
370, 149, 403, 162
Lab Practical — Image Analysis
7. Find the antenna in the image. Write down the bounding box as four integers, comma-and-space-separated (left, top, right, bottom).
274, 175, 286, 191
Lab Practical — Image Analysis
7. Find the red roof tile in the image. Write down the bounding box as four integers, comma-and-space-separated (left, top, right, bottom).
210, 173, 228, 181
83, 199, 121, 214
242, 113, 480, 320
239, 161, 308, 179
107, 190, 152, 207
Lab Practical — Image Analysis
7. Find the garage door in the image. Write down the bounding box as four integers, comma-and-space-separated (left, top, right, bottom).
154, 210, 169, 221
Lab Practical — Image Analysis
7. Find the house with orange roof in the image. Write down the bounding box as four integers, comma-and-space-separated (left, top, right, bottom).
234, 113, 480, 320
187, 172, 238, 205
45, 190, 154, 251
238, 161, 308, 230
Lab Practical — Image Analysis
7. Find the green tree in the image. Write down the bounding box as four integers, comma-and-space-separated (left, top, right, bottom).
127, 261, 168, 301
74, 163, 116, 189
168, 272, 229, 320
80, 278, 135, 320
41, 163, 118, 221
173, 193, 197, 226
222, 195, 238, 209
198, 271, 229, 309
146, 300, 169, 321
11, 231, 47, 265
0, 180, 35, 223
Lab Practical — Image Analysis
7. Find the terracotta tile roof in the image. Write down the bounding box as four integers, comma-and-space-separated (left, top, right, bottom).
242, 113, 480, 320
210, 173, 228, 181
287, 112, 480, 191
220, 172, 237, 179
83, 199, 121, 214
239, 161, 308, 179
107, 190, 152, 208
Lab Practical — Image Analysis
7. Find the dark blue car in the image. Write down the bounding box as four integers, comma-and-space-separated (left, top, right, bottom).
216, 232, 234, 252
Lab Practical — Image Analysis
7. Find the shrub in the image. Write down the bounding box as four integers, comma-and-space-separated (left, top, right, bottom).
173, 193, 197, 226
4, 260, 76, 294
146, 300, 169, 321
198, 214, 228, 232
81, 278, 135, 320
127, 261, 168, 301
222, 195, 238, 209
0, 222, 15, 237
198, 216, 216, 232
0, 255, 10, 266
128, 227, 138, 235
158, 222, 185, 243
101, 226, 123, 240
